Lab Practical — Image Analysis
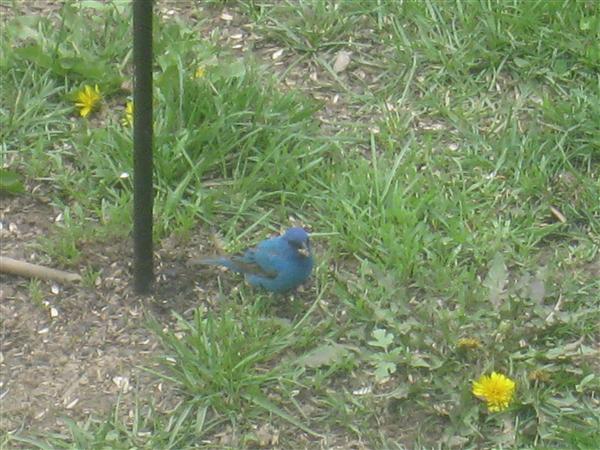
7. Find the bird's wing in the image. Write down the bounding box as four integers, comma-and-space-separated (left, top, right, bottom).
191, 236, 284, 279
244, 237, 288, 278
231, 247, 279, 279
191, 253, 277, 278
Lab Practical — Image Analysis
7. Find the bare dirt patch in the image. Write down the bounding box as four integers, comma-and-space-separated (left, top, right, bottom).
0, 193, 206, 436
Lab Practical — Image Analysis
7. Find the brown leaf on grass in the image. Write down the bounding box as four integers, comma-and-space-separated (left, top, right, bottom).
483, 252, 508, 309
298, 343, 352, 368
550, 206, 567, 223
255, 423, 280, 447
333, 50, 352, 73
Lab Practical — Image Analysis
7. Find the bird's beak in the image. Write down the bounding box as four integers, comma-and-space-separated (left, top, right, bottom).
298, 243, 310, 257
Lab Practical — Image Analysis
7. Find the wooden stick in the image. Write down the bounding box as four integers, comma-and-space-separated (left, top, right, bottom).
0, 256, 81, 283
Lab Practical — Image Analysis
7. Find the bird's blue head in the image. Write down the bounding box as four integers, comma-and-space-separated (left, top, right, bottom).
283, 227, 311, 257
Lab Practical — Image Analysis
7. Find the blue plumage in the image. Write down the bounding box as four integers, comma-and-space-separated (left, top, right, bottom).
197, 227, 314, 293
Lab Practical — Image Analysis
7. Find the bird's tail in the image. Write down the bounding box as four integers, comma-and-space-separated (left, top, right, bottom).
189, 256, 243, 273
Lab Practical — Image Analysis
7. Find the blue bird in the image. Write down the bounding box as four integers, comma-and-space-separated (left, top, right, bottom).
195, 227, 314, 293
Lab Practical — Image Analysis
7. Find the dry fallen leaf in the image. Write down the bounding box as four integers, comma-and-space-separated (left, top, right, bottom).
65, 398, 79, 409
112, 376, 130, 393
255, 423, 279, 447
353, 385, 372, 396
333, 50, 352, 73
550, 206, 567, 223
272, 48, 284, 60
298, 343, 350, 368
120, 80, 133, 93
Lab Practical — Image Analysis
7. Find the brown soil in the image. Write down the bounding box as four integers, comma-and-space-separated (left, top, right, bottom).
0, 192, 203, 435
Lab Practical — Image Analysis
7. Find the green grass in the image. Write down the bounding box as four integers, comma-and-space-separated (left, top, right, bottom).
2, 0, 599, 448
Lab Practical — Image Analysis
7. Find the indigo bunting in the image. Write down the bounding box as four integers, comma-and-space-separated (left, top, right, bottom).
196, 227, 313, 293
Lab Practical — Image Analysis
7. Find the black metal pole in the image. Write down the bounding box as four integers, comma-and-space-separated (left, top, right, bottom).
133, 0, 153, 294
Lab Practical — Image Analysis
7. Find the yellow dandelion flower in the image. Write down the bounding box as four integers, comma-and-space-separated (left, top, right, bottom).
75, 84, 102, 118
194, 66, 206, 79
457, 338, 481, 350
122, 101, 133, 127
472, 372, 516, 412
